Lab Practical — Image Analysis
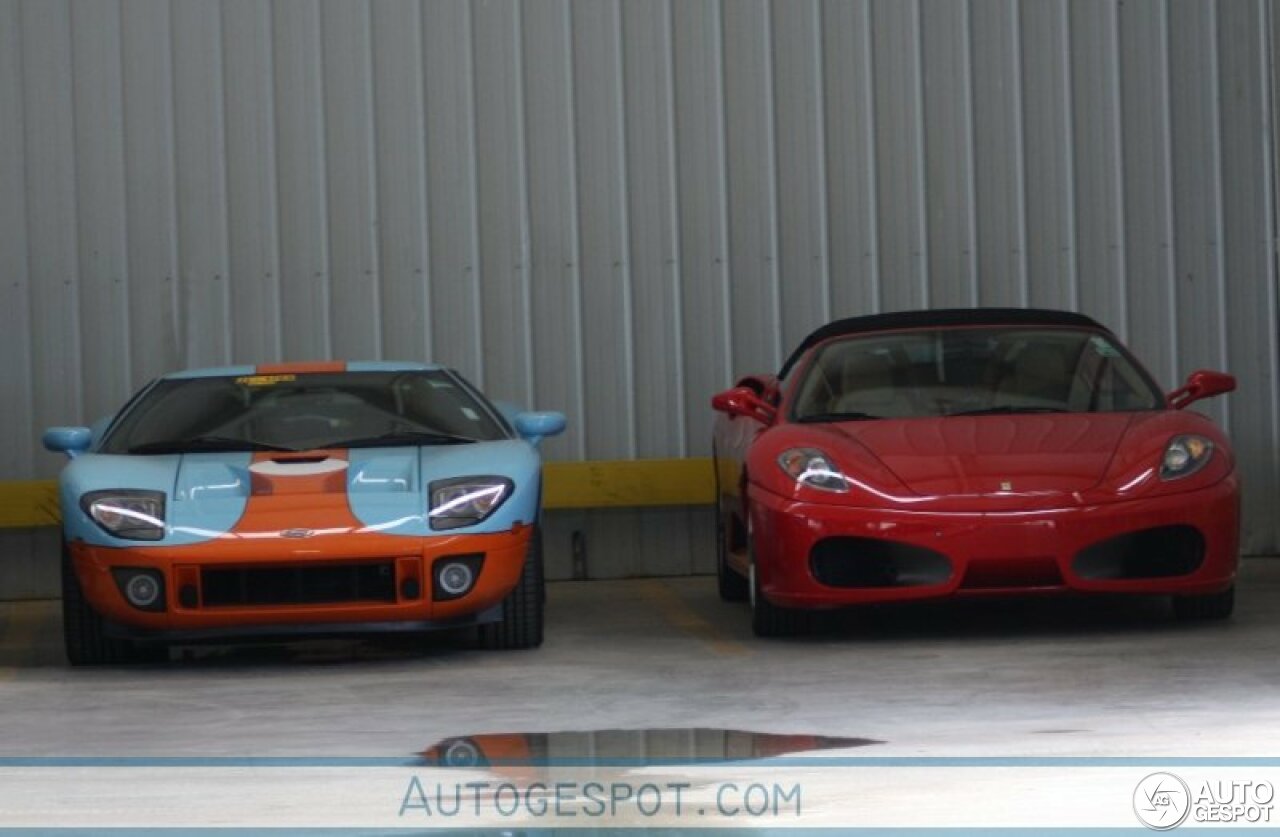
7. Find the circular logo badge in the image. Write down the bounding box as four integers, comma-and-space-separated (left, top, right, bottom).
1134, 772, 1191, 830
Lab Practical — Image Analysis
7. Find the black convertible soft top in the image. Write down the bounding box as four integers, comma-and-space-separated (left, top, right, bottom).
778, 308, 1109, 379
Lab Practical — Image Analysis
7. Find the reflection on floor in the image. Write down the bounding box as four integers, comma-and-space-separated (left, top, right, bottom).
420, 728, 881, 767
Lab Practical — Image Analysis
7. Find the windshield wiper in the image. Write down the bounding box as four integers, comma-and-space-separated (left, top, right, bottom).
128, 435, 297, 455
325, 429, 479, 448
796, 411, 882, 423
946, 406, 1069, 417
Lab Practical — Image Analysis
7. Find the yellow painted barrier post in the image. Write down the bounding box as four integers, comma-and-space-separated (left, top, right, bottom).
0, 481, 60, 529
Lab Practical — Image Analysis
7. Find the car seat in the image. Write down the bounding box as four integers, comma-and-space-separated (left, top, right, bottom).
993, 343, 1070, 408
829, 352, 914, 417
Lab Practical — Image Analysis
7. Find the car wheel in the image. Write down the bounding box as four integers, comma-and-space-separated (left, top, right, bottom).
715, 510, 748, 602
61, 541, 162, 665
478, 525, 545, 650
749, 538, 806, 638
1172, 585, 1235, 621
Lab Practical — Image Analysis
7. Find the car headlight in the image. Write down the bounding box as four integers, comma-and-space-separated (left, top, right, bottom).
428, 476, 513, 530
777, 448, 851, 493
80, 490, 166, 540
1160, 435, 1214, 481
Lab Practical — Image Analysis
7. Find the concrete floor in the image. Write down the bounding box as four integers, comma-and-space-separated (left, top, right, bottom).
1, 560, 1279, 760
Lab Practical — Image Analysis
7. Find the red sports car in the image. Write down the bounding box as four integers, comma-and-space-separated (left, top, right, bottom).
711, 309, 1239, 636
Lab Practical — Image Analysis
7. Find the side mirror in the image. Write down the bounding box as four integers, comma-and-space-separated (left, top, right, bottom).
514, 411, 567, 448
43, 426, 93, 458
711, 387, 777, 424
1167, 370, 1237, 410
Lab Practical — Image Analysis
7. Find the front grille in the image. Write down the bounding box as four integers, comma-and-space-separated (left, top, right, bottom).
960, 556, 1064, 589
201, 562, 397, 607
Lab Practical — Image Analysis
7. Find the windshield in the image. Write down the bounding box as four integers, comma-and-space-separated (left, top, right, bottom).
791, 327, 1163, 421
100, 370, 507, 454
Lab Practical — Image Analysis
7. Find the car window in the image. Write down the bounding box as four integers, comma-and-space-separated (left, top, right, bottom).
791, 327, 1163, 421
99, 370, 507, 454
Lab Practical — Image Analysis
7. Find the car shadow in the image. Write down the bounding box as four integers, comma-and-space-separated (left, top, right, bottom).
0, 601, 477, 669
159, 631, 475, 669
750, 593, 1241, 644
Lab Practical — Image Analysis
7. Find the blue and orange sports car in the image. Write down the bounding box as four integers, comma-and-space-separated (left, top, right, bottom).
712, 309, 1240, 636
43, 361, 565, 664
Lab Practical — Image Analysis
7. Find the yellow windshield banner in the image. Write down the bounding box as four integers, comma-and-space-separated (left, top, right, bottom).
234, 374, 297, 387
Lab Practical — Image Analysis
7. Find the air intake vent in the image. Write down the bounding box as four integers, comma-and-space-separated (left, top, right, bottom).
1072, 526, 1205, 580
201, 562, 397, 607
810, 537, 952, 588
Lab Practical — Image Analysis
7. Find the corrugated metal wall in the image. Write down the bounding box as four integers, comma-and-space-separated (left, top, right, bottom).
0, 0, 1277, 587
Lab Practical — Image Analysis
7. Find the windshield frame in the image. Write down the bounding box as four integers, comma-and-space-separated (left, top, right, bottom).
784, 324, 1166, 424
97, 368, 512, 455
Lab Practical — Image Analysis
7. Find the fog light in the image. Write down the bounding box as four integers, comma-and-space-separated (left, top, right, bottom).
127, 575, 160, 607
432, 554, 484, 601
438, 563, 473, 596
111, 568, 166, 612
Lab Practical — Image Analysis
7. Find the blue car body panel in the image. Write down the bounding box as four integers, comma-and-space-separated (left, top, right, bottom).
55, 363, 558, 546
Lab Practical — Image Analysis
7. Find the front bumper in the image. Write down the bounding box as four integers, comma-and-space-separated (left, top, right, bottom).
68, 524, 531, 634
749, 477, 1239, 608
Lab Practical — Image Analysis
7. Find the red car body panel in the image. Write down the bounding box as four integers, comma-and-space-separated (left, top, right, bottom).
712, 312, 1240, 612
745, 476, 1238, 608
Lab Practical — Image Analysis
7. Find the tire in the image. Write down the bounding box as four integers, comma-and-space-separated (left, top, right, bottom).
1172, 585, 1235, 621
715, 510, 748, 602
478, 526, 545, 650
61, 541, 162, 665
749, 538, 806, 638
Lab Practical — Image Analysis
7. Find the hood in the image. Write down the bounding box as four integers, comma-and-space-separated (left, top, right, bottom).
60, 440, 542, 546
827, 413, 1136, 499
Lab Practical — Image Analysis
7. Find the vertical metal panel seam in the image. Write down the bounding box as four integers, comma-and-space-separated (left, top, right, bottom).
411, 0, 432, 364
1205, 1, 1229, 427
15, 0, 39, 468
911, 0, 928, 307
662, 0, 688, 455
315, 3, 334, 358
110, 0, 133, 389
160, 1, 180, 362
168, 0, 183, 356
12, 0, 34, 471
362, 0, 383, 359
512, 0, 535, 404
1109, 0, 1129, 341
69, 0, 128, 394
762, 0, 783, 365
561, 0, 586, 456
813, 0, 832, 323
1058, 0, 1079, 312
1159, 2, 1178, 382
215, 1, 236, 364
612, 0, 638, 456
62, 0, 85, 415
269, 2, 290, 362
714, 0, 734, 377
1256, 0, 1280, 531
962, 0, 979, 307
1011, 0, 1029, 306
463, 0, 484, 387
862, 0, 881, 312
263, 1, 283, 361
